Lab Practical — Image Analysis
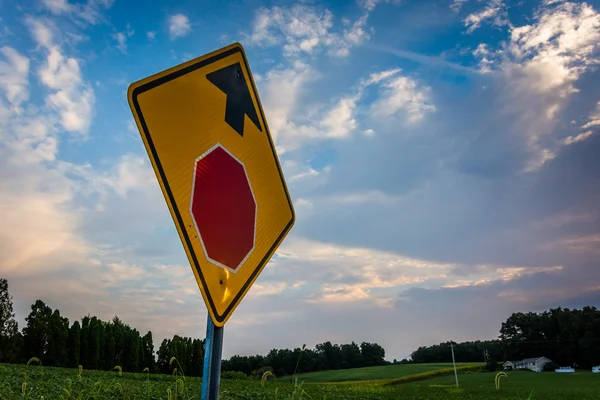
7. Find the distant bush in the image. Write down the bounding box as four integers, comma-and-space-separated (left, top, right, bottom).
543, 361, 560, 372
221, 370, 248, 380
483, 360, 500, 372
250, 366, 274, 380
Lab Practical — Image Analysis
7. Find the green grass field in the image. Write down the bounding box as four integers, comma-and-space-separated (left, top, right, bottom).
2, 362, 599, 399
280, 362, 478, 383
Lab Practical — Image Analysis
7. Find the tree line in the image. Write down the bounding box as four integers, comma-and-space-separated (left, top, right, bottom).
222, 341, 387, 377
5, 277, 599, 376
0, 278, 386, 377
0, 278, 202, 374
410, 306, 600, 368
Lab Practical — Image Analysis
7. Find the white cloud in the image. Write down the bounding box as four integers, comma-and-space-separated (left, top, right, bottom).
169, 14, 191, 40
547, 234, 600, 253
27, 17, 54, 47
267, 235, 563, 305
112, 24, 134, 53
248, 282, 287, 297
88, 154, 157, 198
321, 190, 402, 205
105, 262, 145, 282
0, 54, 192, 343
363, 68, 402, 85
0, 11, 121, 283
146, 31, 156, 40
463, 0, 508, 33
523, 148, 556, 172
319, 94, 360, 138
473, 43, 495, 73
41, 50, 94, 134
0, 46, 30, 107
471, 1, 600, 171
508, 2, 600, 168
259, 65, 434, 155
0, 157, 89, 275
112, 32, 127, 53
357, 0, 399, 12
247, 5, 372, 58
26, 17, 95, 135
450, 0, 469, 13
258, 61, 315, 152
41, 0, 72, 14
581, 101, 600, 129
0, 15, 119, 281
562, 130, 594, 145
40, 0, 114, 25
282, 159, 330, 185
508, 3, 600, 71
338, 13, 372, 53
0, 77, 88, 279
532, 211, 596, 230
370, 73, 436, 123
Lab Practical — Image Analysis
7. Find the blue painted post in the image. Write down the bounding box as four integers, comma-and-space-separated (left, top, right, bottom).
201, 314, 224, 400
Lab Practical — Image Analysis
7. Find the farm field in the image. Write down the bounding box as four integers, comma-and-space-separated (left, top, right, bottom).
279, 362, 478, 383
1, 362, 599, 399
404, 369, 600, 399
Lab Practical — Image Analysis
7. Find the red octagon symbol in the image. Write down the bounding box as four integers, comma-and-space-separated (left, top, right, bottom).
190, 144, 256, 272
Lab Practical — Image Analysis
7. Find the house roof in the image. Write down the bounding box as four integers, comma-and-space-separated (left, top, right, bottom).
520, 357, 550, 363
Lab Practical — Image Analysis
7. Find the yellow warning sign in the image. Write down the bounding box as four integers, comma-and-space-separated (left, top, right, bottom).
127, 43, 295, 327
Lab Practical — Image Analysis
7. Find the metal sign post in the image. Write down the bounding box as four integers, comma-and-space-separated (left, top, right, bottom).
201, 314, 224, 400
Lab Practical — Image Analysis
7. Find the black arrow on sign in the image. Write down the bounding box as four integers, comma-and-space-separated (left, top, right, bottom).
206, 62, 262, 137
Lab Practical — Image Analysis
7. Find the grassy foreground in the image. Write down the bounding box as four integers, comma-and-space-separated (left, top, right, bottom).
2, 362, 600, 399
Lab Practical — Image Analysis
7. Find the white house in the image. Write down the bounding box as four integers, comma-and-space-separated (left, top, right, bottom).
503, 361, 517, 370
512, 357, 553, 372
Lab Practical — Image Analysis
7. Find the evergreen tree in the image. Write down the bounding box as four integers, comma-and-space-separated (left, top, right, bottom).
67, 321, 81, 367
192, 338, 204, 376
112, 316, 125, 367
22, 300, 53, 361
88, 317, 100, 369
141, 331, 155, 371
80, 316, 90, 369
0, 278, 19, 363
46, 309, 69, 367
138, 336, 145, 371
105, 323, 115, 369
124, 329, 140, 371
157, 338, 171, 374
185, 337, 193, 376
98, 320, 106, 369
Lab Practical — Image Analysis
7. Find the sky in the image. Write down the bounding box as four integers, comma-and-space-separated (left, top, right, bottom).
1, 0, 600, 362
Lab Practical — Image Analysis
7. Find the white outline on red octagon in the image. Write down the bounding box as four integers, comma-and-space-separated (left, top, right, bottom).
189, 142, 257, 274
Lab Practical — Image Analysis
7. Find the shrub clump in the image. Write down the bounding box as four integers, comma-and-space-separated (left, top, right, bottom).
482, 360, 500, 372
543, 361, 560, 372
221, 370, 249, 380
250, 366, 274, 381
